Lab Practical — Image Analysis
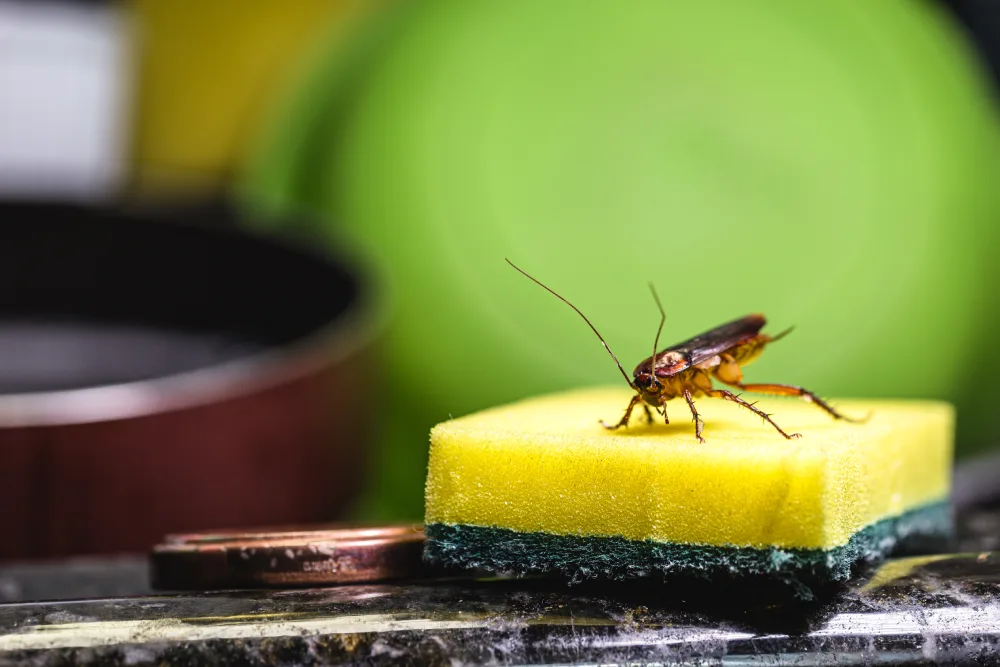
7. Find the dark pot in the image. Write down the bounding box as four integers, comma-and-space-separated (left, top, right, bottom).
0, 201, 380, 561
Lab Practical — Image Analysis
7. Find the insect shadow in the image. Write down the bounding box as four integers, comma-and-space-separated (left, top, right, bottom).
507, 259, 868, 442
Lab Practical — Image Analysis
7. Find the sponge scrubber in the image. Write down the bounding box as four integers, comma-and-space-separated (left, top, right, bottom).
424, 388, 954, 589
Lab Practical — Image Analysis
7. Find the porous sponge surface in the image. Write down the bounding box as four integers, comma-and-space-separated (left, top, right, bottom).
424, 387, 954, 551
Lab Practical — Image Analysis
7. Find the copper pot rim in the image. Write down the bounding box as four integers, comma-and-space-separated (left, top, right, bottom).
0, 220, 387, 429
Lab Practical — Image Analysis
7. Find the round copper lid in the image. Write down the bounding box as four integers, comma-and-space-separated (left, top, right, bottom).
150, 523, 426, 590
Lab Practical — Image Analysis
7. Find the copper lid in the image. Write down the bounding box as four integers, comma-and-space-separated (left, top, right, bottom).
150, 523, 426, 590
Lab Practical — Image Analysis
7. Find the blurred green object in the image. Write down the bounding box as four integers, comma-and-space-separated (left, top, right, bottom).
242, 1, 1000, 521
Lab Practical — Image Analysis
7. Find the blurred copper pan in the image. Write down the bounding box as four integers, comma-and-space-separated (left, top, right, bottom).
0, 200, 383, 561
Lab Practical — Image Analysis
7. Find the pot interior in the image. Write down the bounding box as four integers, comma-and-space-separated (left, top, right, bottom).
0, 201, 362, 393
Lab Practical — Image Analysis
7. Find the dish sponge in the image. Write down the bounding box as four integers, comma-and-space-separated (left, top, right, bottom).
424, 387, 954, 592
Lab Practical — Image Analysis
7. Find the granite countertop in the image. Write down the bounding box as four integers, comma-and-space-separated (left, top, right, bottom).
0, 498, 998, 665
0, 550, 998, 666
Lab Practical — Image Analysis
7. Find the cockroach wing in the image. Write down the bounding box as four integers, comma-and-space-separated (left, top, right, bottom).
635, 314, 766, 378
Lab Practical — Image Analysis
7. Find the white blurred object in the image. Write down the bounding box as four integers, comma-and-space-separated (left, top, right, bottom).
0, 1, 133, 201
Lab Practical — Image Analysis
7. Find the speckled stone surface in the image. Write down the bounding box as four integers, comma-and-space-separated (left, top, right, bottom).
0, 503, 997, 666
0, 552, 998, 665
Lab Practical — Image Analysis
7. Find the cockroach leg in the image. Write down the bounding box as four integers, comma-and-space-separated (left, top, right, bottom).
731, 383, 870, 423
642, 403, 654, 425
706, 389, 802, 440
601, 394, 641, 430
682, 389, 705, 443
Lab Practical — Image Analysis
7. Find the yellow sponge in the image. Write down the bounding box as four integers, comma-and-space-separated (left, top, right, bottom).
424, 387, 954, 588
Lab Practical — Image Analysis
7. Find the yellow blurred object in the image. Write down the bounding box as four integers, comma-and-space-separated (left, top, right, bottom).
425, 387, 954, 550
128, 0, 375, 196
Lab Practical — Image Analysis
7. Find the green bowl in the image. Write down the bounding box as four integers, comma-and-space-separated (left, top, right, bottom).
243, 0, 1000, 520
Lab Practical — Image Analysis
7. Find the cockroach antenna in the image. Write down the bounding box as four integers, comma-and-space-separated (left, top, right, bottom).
647, 282, 665, 372
505, 258, 634, 388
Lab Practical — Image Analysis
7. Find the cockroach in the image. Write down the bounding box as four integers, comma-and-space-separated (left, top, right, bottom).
506, 259, 866, 443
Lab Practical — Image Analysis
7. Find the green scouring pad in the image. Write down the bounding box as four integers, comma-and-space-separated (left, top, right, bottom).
423, 388, 954, 594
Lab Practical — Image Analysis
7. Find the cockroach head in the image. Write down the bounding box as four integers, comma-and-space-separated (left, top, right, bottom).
632, 369, 663, 404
